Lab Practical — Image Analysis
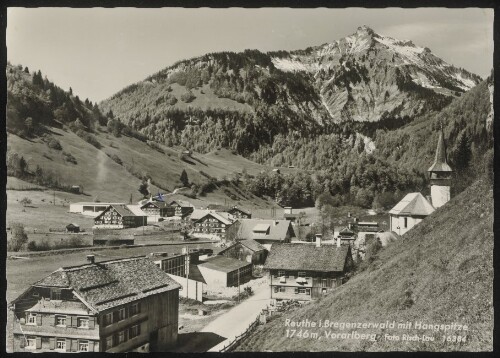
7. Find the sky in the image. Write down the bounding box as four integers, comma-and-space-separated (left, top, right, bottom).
7, 7, 494, 103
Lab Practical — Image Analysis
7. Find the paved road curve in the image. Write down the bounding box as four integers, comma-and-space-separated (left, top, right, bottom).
201, 280, 270, 351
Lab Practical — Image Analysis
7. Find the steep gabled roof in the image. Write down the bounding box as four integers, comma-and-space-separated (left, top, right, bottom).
28, 257, 180, 312
428, 130, 453, 172
389, 192, 436, 216
239, 239, 267, 252
264, 243, 350, 272
95, 204, 138, 220
195, 212, 234, 225
141, 200, 170, 209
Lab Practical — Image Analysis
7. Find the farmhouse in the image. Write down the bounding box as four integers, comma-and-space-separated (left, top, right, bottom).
9, 256, 180, 352
192, 212, 235, 241
235, 219, 295, 246
206, 205, 252, 219
140, 201, 175, 219
197, 256, 252, 288
389, 193, 435, 235
169, 200, 194, 218
265, 237, 353, 301
217, 239, 268, 265
69, 202, 125, 217
93, 205, 146, 229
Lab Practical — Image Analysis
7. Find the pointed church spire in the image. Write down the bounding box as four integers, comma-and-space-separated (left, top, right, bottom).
428, 127, 452, 173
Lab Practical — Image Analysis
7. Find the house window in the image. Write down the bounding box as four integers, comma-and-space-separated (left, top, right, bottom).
118, 331, 125, 344
321, 279, 327, 287
78, 317, 89, 328
404, 217, 408, 228
279, 287, 286, 293
79, 340, 89, 352
274, 286, 279, 293
26, 336, 36, 349
298, 272, 306, 278
56, 338, 66, 350
118, 308, 126, 321
51, 289, 61, 300
27, 313, 37, 325
278, 270, 285, 277
298, 288, 306, 294
129, 324, 141, 338
55, 315, 67, 327
32, 292, 39, 298
104, 313, 112, 326
129, 303, 140, 316
106, 336, 113, 349
306, 288, 311, 295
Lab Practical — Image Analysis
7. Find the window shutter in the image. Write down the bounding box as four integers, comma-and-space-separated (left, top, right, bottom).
124, 329, 128, 342
49, 337, 55, 350
65, 339, 71, 352
36, 337, 42, 349
49, 315, 55, 326
294, 287, 299, 294
36, 315, 41, 326
19, 337, 25, 348
88, 317, 95, 329
137, 302, 141, 313
71, 339, 78, 352
89, 341, 95, 352
138, 323, 141, 335
125, 306, 129, 319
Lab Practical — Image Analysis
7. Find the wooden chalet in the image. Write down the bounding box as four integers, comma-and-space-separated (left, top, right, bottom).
192, 212, 235, 240
140, 201, 175, 218
9, 256, 180, 352
265, 238, 353, 301
93, 205, 146, 229
235, 219, 295, 246
168, 200, 194, 218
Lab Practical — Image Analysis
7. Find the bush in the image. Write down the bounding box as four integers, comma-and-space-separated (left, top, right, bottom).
27, 241, 38, 251
63, 151, 77, 164
108, 153, 123, 165
76, 129, 102, 149
9, 222, 28, 251
180, 90, 196, 103
47, 137, 62, 150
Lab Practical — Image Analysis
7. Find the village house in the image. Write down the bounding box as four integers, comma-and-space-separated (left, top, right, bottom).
169, 200, 194, 218
9, 256, 180, 353
217, 239, 268, 265
264, 236, 353, 301
337, 227, 356, 245
283, 207, 299, 223
69, 202, 126, 217
150, 250, 206, 302
197, 256, 253, 288
140, 201, 175, 219
192, 212, 235, 241
234, 219, 295, 248
206, 205, 252, 219
93, 205, 146, 229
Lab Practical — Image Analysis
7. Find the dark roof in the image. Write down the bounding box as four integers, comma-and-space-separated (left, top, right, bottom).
264, 243, 350, 272
239, 239, 267, 252
30, 257, 180, 312
428, 130, 453, 172
339, 227, 355, 236
66, 223, 80, 228
228, 207, 251, 215
95, 204, 138, 220
198, 256, 251, 273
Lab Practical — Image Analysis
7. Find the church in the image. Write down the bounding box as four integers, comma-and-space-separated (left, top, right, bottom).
389, 129, 453, 235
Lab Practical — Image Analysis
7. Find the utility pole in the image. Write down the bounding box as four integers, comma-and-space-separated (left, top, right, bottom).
185, 246, 189, 300
237, 266, 240, 303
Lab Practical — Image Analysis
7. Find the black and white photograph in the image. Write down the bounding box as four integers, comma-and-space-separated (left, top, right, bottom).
4, 4, 495, 353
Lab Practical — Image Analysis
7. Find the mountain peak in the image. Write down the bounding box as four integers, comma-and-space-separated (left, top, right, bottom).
356, 25, 376, 36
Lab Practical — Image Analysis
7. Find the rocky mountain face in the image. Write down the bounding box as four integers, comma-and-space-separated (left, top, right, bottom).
271, 25, 482, 122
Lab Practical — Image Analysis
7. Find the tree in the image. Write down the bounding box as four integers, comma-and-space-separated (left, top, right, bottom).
23, 66, 29, 74
9, 223, 28, 252
24, 117, 34, 136
20, 197, 32, 207
138, 180, 149, 198
453, 132, 472, 173
180, 169, 189, 187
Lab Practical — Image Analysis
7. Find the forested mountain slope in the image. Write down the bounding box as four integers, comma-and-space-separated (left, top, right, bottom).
235, 174, 493, 351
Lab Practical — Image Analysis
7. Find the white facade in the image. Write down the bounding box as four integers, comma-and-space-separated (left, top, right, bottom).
167, 274, 205, 302
390, 214, 425, 236
431, 185, 451, 209
69, 202, 125, 217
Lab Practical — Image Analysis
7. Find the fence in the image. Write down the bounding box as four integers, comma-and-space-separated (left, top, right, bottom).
217, 312, 262, 352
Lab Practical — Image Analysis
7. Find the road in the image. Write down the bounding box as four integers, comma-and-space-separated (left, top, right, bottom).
201, 280, 270, 351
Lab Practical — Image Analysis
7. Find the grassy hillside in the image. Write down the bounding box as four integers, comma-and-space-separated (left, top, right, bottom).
235, 175, 493, 351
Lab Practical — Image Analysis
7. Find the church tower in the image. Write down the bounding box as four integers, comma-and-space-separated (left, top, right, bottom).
428, 128, 453, 208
